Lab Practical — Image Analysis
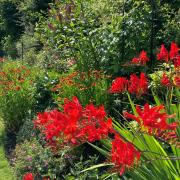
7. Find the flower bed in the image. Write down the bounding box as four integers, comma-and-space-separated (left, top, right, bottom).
0, 42, 179, 179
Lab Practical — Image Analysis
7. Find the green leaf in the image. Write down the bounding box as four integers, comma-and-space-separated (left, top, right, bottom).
80, 163, 113, 173
87, 142, 109, 156
127, 92, 138, 115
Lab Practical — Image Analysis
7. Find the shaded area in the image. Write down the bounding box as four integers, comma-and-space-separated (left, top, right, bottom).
0, 120, 16, 180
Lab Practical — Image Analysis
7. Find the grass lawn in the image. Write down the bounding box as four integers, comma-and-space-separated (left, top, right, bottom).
0, 120, 16, 180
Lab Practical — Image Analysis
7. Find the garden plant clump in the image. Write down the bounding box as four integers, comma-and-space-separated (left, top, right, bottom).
0, 0, 180, 180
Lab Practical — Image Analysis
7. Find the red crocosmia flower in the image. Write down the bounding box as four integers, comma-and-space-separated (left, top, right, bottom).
174, 56, 180, 68
109, 77, 129, 93
23, 173, 34, 180
128, 73, 148, 96
128, 74, 139, 94
34, 109, 72, 144
34, 97, 112, 147
139, 50, 149, 65
170, 42, 179, 60
111, 135, 141, 176
131, 50, 149, 65
123, 104, 177, 133
161, 73, 171, 87
139, 72, 148, 92
64, 96, 82, 120
80, 104, 113, 142
174, 76, 180, 87
131, 57, 140, 64
157, 44, 169, 62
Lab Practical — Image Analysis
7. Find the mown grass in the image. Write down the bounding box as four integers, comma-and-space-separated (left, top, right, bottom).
0, 120, 16, 180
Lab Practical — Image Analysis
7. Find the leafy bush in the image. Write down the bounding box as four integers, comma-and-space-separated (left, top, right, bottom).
15, 34, 42, 66
35, 0, 179, 76
1, 35, 18, 58
51, 70, 111, 107
16, 116, 35, 144
33, 70, 61, 112
13, 138, 106, 179
0, 61, 36, 132
63, 155, 119, 180
13, 138, 68, 179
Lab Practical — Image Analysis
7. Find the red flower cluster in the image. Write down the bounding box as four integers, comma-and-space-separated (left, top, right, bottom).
110, 73, 148, 96
157, 44, 169, 62
34, 97, 112, 147
161, 73, 171, 87
174, 76, 180, 87
109, 77, 129, 93
131, 50, 149, 65
0, 65, 31, 93
170, 42, 179, 60
51, 70, 110, 93
174, 56, 180, 68
160, 73, 180, 88
128, 73, 148, 96
124, 104, 177, 133
23, 173, 34, 180
157, 42, 179, 66
111, 135, 141, 176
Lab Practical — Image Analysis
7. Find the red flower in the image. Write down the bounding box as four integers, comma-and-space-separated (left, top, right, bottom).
174, 56, 180, 68
34, 97, 112, 147
109, 73, 148, 96
124, 104, 177, 132
161, 73, 171, 87
128, 73, 148, 96
139, 50, 149, 65
109, 77, 129, 93
64, 96, 82, 120
157, 44, 169, 62
174, 76, 180, 87
131, 57, 139, 64
131, 50, 149, 65
111, 135, 141, 176
80, 104, 112, 142
170, 42, 179, 60
23, 173, 34, 180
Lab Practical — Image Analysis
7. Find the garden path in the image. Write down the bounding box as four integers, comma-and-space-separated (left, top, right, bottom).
0, 120, 16, 180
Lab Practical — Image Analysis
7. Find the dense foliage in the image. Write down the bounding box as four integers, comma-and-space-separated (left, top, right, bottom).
0, 0, 179, 180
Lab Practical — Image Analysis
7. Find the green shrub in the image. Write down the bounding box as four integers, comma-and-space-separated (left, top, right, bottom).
13, 138, 67, 179
33, 71, 58, 112
16, 116, 35, 144
0, 61, 36, 132
51, 70, 111, 107
2, 35, 18, 58
35, 0, 179, 76
13, 138, 113, 179
13, 138, 96, 179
